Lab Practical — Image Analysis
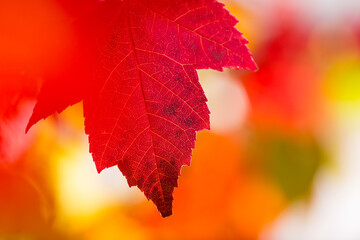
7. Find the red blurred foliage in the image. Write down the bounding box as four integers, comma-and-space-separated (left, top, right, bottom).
355, 23, 360, 48
0, 0, 97, 161
0, 3, 76, 236
242, 20, 323, 132
0, 0, 75, 76
0, 0, 99, 122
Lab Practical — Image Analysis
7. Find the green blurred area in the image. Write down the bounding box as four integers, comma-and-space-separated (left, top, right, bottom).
247, 130, 326, 200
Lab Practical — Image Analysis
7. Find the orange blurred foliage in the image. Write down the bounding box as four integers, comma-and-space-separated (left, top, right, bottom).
0, 0, 73, 75
136, 132, 286, 240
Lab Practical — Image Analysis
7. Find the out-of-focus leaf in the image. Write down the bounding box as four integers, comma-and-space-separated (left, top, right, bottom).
242, 21, 323, 131
247, 130, 325, 200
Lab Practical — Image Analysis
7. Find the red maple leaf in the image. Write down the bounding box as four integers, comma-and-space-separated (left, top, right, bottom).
26, 0, 257, 217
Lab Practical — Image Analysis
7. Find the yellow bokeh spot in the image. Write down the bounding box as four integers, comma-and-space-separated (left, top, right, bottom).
324, 58, 360, 103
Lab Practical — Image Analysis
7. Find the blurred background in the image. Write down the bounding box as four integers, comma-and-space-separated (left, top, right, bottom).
0, 0, 360, 239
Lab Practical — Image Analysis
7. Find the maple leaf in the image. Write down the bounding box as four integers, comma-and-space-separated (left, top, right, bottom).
26, 0, 257, 217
